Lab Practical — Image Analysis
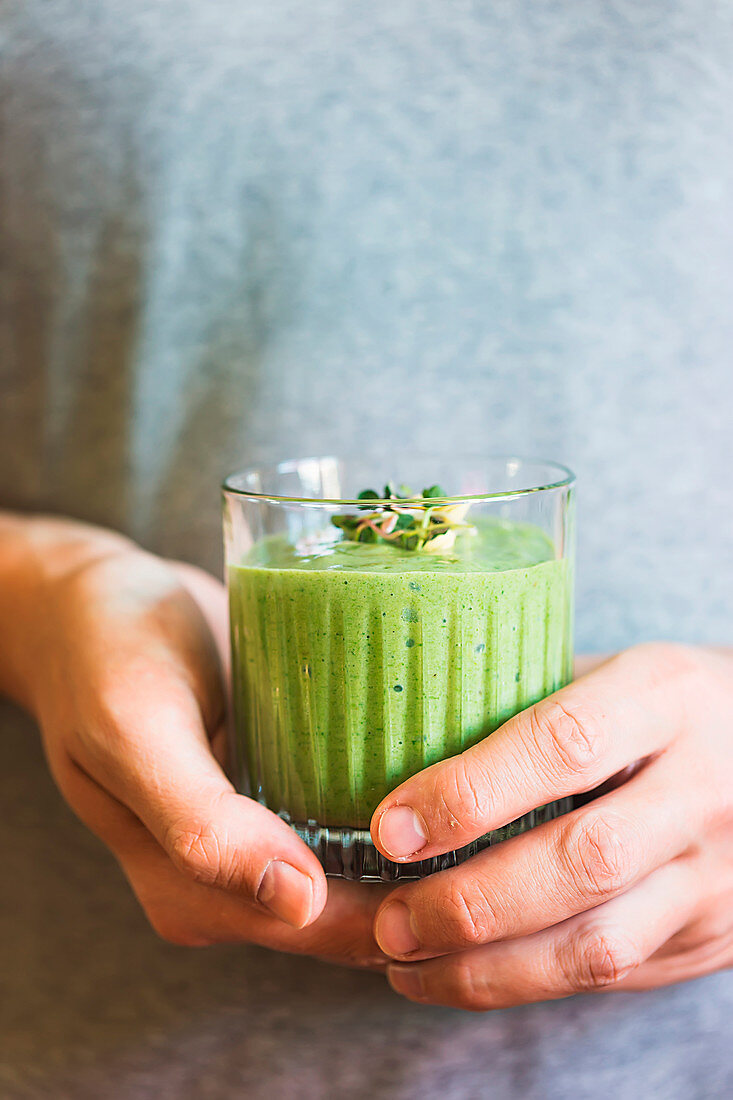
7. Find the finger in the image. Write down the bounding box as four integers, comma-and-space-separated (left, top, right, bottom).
57, 751, 391, 961
42, 551, 327, 928
128, 831, 391, 962
169, 561, 230, 678
63, 666, 329, 928
374, 754, 699, 959
129, 834, 391, 963
617, 838, 733, 992
387, 857, 698, 1011
125, 822, 391, 962
371, 643, 695, 861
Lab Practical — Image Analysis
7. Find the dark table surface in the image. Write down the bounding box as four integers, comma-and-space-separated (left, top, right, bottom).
2, 701, 732, 1100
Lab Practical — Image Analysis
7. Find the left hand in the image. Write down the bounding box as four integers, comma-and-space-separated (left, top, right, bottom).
6, 517, 388, 970
370, 643, 733, 1009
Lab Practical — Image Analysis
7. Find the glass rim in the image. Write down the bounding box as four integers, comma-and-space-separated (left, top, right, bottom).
222, 454, 576, 507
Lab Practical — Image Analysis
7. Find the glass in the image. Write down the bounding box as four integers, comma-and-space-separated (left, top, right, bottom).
223, 455, 575, 881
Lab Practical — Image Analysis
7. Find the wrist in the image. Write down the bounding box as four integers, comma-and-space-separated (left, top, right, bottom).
0, 513, 133, 712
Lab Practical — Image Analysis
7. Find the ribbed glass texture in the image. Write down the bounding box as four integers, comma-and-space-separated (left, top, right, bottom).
224, 456, 575, 880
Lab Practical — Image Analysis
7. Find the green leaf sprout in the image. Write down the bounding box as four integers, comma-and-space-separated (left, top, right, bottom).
331, 483, 474, 553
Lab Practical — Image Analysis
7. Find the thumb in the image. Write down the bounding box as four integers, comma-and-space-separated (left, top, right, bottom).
76, 665, 327, 930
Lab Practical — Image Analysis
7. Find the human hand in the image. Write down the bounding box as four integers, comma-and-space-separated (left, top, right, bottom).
15, 519, 387, 966
370, 644, 733, 1007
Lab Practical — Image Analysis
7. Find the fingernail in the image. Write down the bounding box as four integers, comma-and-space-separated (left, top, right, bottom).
375, 901, 420, 957
257, 860, 314, 928
388, 963, 425, 1000
378, 805, 428, 859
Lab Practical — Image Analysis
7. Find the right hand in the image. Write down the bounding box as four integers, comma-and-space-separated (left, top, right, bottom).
11, 518, 389, 966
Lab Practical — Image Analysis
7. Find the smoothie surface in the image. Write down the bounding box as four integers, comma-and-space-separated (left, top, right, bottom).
242, 517, 556, 574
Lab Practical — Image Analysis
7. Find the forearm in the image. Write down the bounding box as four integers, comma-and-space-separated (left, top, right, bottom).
0, 511, 131, 711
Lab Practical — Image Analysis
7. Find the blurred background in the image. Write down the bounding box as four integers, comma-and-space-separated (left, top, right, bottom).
2, 1, 732, 654
1, 2, 732, 1097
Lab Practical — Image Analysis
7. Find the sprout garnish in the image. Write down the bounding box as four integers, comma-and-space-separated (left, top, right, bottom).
331, 485, 474, 552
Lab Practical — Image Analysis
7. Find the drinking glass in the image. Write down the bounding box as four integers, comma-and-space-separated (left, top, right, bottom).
223, 455, 575, 881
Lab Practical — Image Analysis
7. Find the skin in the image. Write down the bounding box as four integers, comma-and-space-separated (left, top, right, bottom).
3, 515, 732, 1006
0, 514, 390, 968
370, 644, 733, 1009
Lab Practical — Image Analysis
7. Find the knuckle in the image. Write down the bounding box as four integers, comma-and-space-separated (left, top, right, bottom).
448, 962, 491, 1011
437, 881, 497, 946
559, 811, 638, 901
528, 699, 605, 781
71, 708, 128, 769
434, 754, 494, 833
166, 820, 236, 889
558, 928, 643, 992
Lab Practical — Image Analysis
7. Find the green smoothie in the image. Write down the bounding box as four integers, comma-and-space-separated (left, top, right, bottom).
229, 517, 573, 828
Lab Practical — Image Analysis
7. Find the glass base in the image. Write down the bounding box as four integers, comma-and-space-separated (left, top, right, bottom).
281, 797, 575, 881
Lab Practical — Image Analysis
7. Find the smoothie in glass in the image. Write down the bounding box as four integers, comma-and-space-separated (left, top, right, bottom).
229, 520, 571, 827
224, 459, 575, 880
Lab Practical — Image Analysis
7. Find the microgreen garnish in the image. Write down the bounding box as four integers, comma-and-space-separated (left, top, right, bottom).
332, 484, 474, 552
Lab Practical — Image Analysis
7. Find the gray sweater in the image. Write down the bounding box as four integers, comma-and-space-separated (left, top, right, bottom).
1, 2, 731, 1096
